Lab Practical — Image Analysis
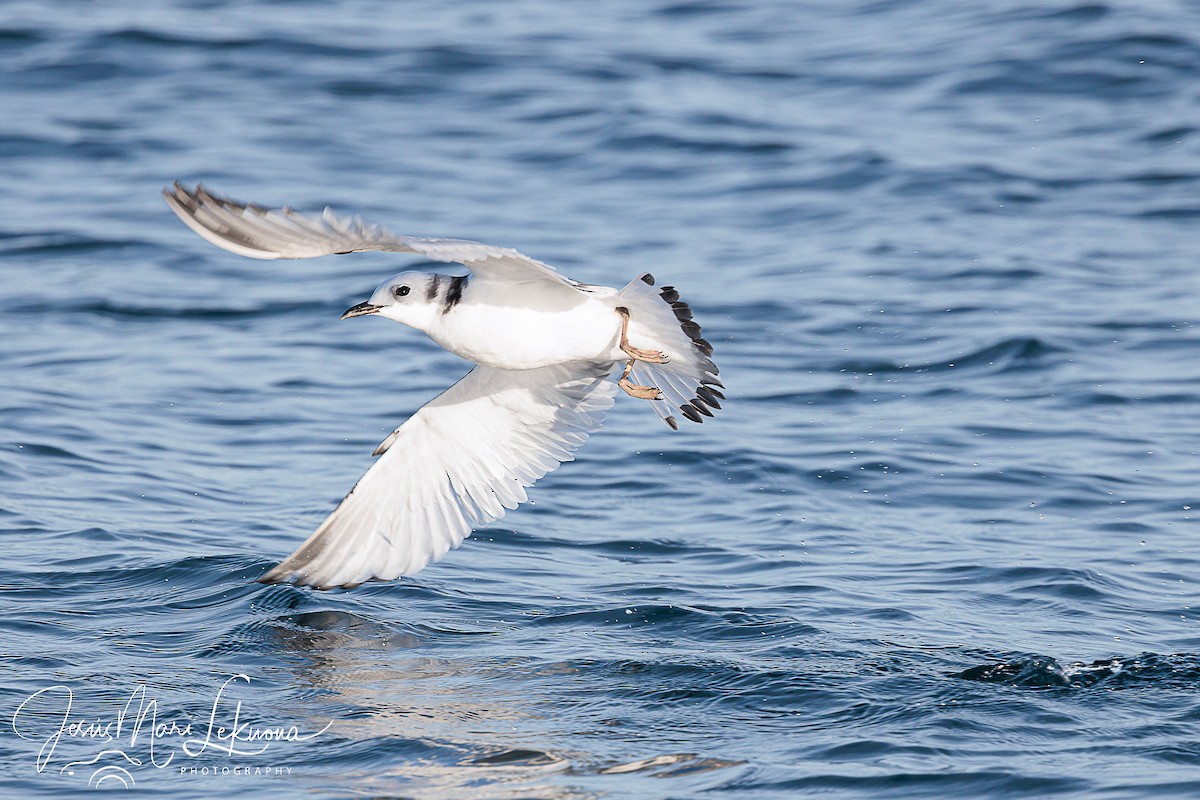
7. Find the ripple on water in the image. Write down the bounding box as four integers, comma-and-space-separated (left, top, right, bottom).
956, 652, 1200, 689
4, 0, 1200, 797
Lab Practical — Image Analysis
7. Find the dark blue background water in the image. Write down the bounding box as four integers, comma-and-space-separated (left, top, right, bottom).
3, 0, 1200, 796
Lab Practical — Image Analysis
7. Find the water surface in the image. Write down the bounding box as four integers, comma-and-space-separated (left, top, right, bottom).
2, 0, 1200, 796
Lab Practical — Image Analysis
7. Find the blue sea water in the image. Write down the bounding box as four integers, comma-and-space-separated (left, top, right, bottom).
2, 0, 1200, 796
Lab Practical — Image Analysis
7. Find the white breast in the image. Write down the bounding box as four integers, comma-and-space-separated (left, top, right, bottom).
428, 283, 622, 370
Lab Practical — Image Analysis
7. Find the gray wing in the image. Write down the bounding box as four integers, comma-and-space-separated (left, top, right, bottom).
259, 361, 617, 590
163, 182, 577, 288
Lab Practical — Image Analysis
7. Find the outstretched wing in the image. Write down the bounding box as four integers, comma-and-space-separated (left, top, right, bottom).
260, 361, 617, 589
163, 182, 577, 288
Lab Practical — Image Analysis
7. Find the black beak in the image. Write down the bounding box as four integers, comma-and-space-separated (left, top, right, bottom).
341, 301, 383, 320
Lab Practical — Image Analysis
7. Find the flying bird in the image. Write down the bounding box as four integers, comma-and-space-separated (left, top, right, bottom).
163, 183, 723, 589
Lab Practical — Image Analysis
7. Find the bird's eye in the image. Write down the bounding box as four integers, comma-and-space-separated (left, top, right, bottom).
393, 285, 410, 298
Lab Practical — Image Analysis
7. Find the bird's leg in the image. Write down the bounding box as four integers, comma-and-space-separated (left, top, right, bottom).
614, 307, 666, 399
618, 359, 663, 400
615, 307, 669, 364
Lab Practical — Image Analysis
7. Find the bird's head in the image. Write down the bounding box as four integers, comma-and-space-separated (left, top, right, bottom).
341, 271, 456, 331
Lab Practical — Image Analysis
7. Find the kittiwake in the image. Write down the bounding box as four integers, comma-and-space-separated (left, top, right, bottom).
163, 182, 724, 590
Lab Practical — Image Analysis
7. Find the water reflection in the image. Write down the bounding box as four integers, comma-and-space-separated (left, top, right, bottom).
265, 608, 592, 798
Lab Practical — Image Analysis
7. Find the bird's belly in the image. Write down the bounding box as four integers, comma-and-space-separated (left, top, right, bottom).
432, 302, 621, 370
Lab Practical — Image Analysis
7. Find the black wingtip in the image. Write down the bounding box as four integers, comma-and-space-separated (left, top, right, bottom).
641, 273, 655, 286
665, 415, 679, 430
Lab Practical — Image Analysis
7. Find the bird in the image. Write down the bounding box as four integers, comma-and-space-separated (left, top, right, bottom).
163, 182, 724, 590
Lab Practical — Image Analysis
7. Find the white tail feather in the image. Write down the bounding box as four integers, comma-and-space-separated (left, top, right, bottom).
617, 273, 723, 429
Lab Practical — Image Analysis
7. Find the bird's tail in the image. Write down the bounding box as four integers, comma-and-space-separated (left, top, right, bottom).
616, 273, 724, 429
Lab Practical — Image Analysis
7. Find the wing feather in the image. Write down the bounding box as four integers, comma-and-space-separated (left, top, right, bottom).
164, 182, 578, 288
259, 361, 617, 589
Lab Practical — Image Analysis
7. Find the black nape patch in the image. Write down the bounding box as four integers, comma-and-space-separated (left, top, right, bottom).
442, 275, 467, 314
426, 274, 444, 301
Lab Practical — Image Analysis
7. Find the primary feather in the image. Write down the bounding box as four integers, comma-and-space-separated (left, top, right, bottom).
259, 362, 616, 589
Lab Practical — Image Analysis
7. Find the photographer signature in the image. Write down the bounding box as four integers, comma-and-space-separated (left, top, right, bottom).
12, 674, 331, 787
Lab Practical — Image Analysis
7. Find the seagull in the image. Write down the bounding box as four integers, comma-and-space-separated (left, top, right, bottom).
163, 183, 724, 590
